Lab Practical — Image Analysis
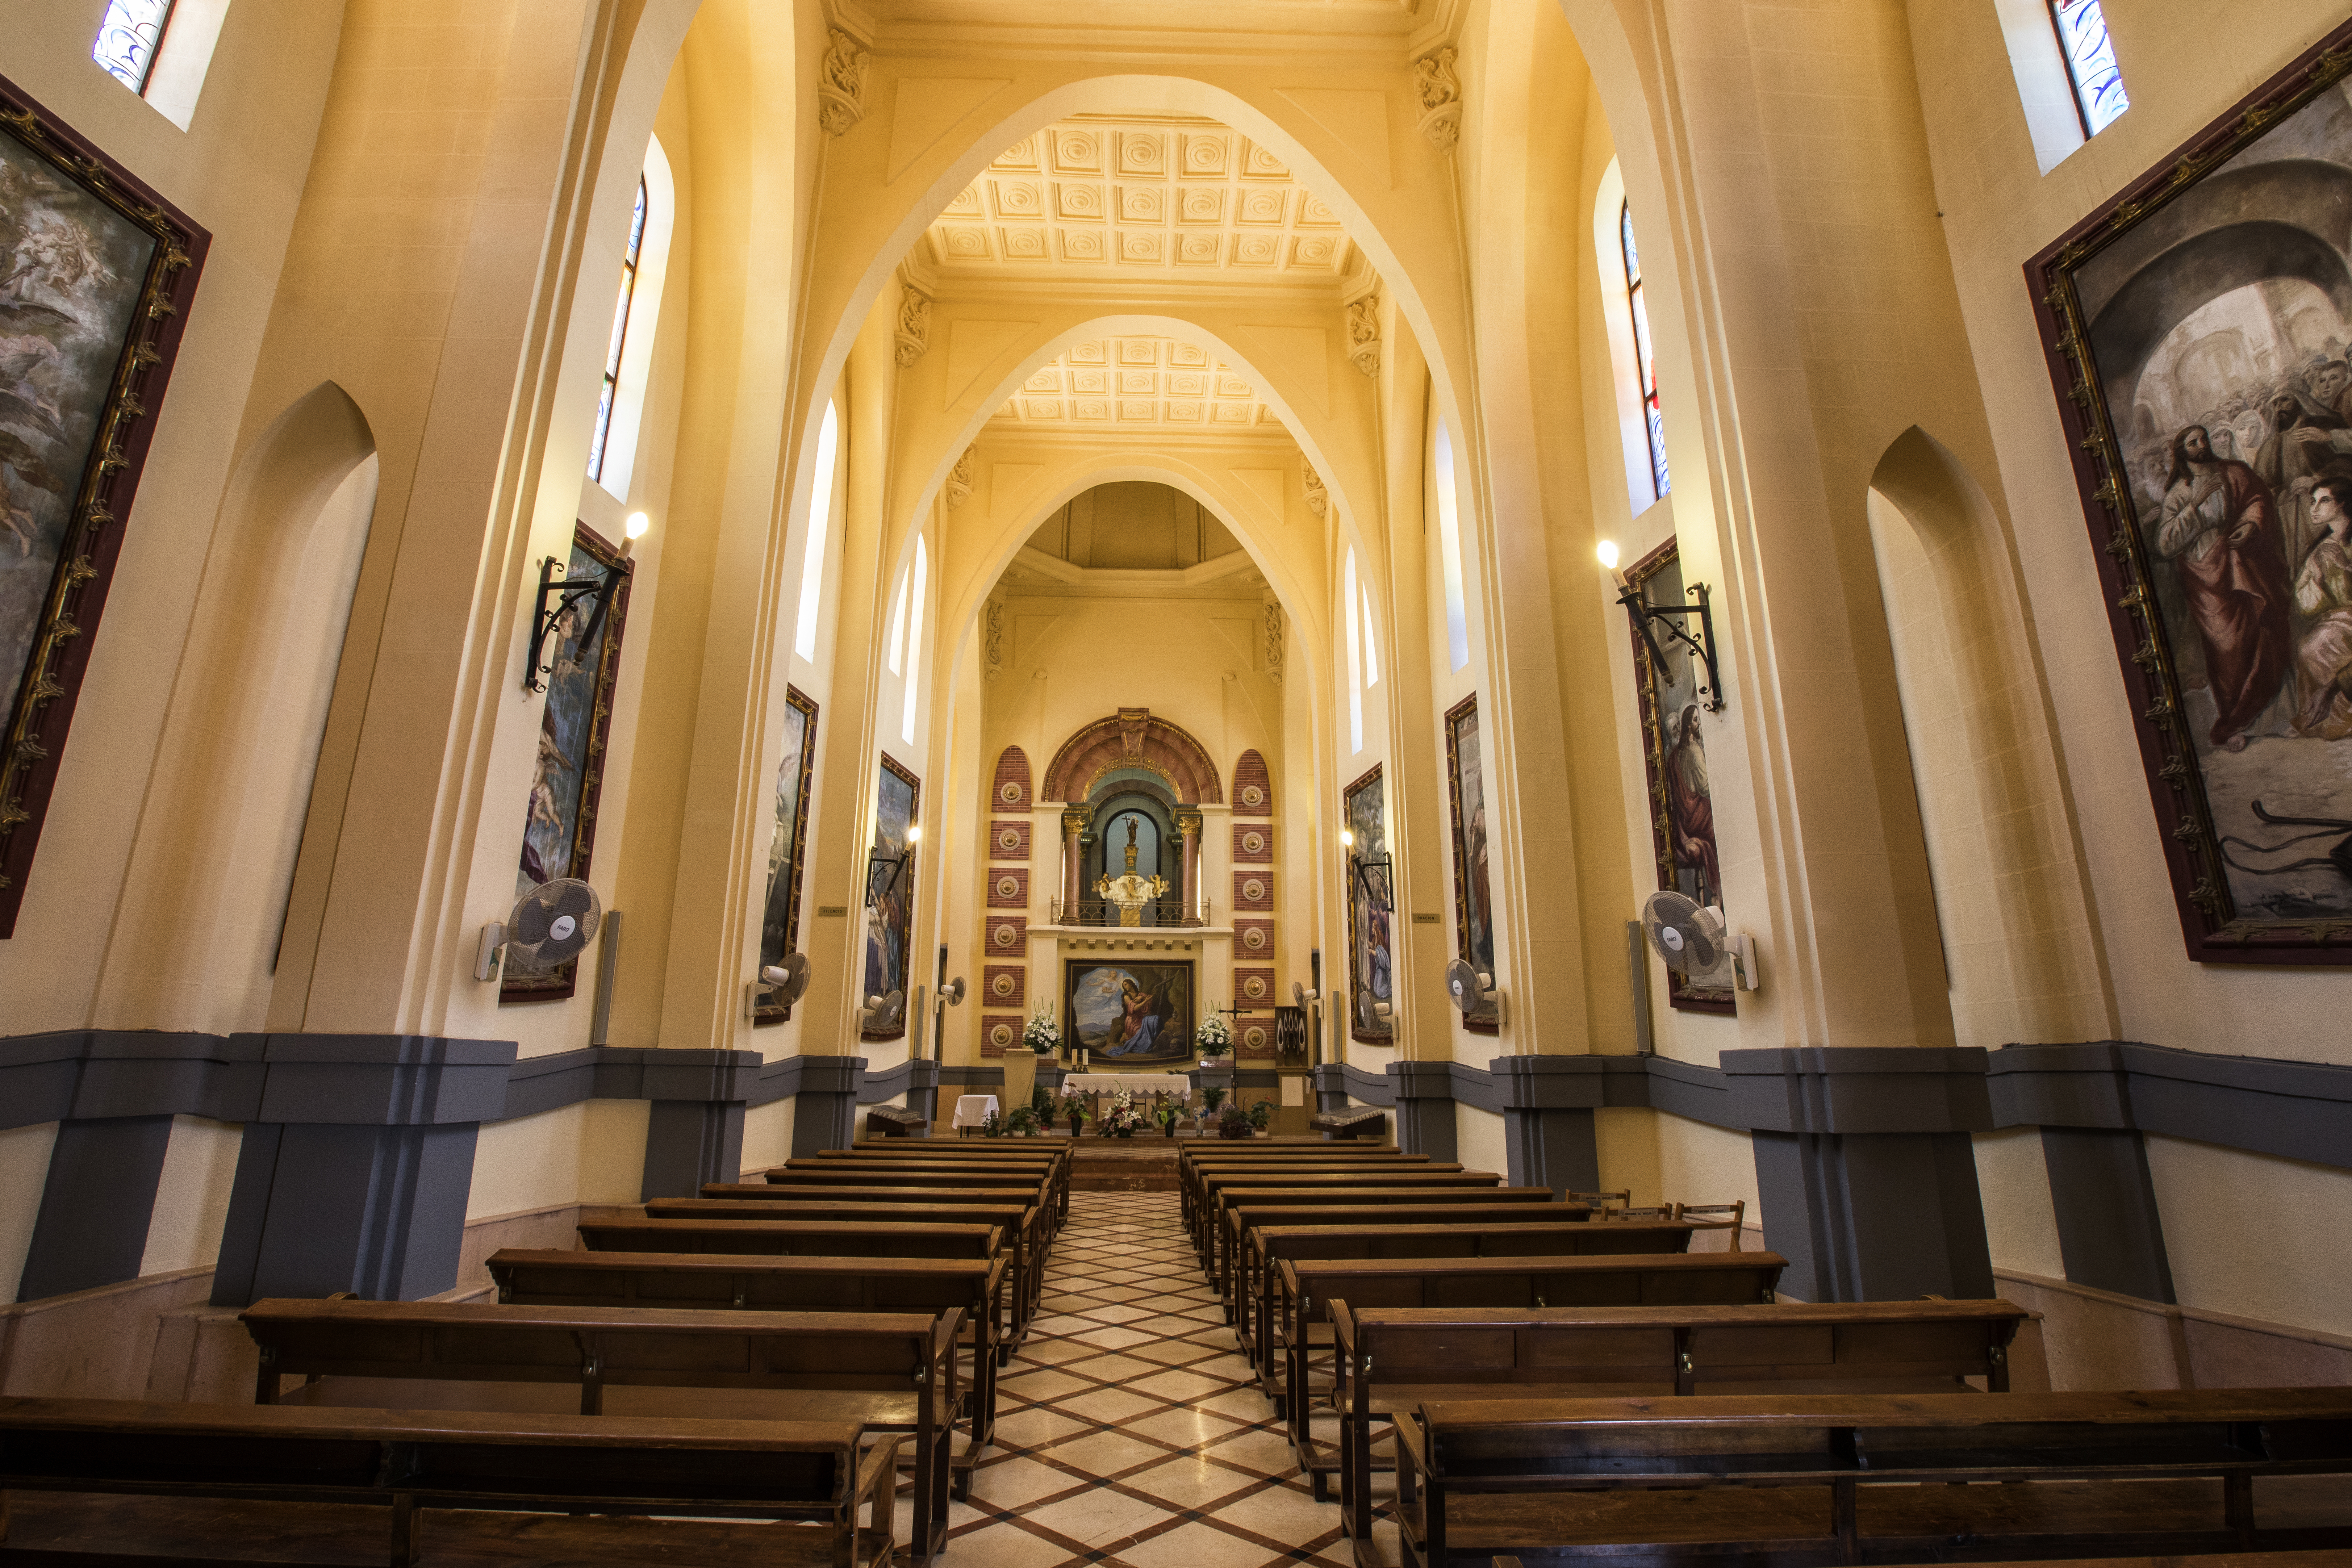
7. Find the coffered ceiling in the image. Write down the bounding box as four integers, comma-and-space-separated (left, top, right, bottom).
990, 334, 1282, 433
923, 115, 1357, 286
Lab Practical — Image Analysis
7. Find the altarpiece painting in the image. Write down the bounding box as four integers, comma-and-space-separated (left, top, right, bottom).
2033, 20, 2352, 961
505, 522, 632, 1000
755, 685, 818, 1025
862, 754, 919, 1041
1064, 959, 1192, 1065
1343, 764, 1394, 1041
1626, 539, 1734, 1010
0, 77, 208, 936
1443, 695, 1499, 1033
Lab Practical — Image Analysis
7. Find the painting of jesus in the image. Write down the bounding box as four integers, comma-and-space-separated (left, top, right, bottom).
1064, 961, 1192, 1064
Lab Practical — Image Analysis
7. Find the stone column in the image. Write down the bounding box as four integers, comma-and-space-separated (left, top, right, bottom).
1175, 809, 1202, 923
1060, 808, 1089, 917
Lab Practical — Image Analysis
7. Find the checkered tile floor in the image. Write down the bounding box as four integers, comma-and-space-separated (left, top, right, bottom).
897, 1191, 1400, 1566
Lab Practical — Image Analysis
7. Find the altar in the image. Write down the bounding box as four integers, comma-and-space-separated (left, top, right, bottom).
1061, 1072, 1191, 1096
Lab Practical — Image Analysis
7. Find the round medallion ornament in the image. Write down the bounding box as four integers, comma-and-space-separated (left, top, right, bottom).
1243, 1025, 1269, 1051
999, 781, 1023, 804
995, 874, 1021, 900
1239, 783, 1265, 809
1241, 877, 1267, 903
992, 923, 1019, 949
1241, 829, 1266, 855
997, 827, 1022, 853
1241, 926, 1267, 951
1242, 974, 1268, 1000
990, 973, 1016, 999
989, 1023, 1016, 1049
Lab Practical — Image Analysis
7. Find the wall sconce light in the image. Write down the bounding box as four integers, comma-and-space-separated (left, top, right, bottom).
1603, 541, 1725, 714
1346, 840, 1394, 915
525, 549, 631, 694
621, 511, 651, 557
868, 823, 919, 907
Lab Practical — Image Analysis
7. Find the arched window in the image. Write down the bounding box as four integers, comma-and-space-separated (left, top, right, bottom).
94, 0, 230, 127
1432, 416, 1470, 671
1344, 548, 1365, 755
901, 536, 928, 745
2050, 0, 2128, 136
588, 137, 676, 499
792, 402, 840, 662
587, 179, 647, 485
886, 567, 910, 676
94, 0, 175, 92
1359, 580, 1380, 690
1620, 200, 1669, 503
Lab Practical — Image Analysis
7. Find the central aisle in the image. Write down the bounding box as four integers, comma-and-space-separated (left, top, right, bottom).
932, 1191, 1358, 1566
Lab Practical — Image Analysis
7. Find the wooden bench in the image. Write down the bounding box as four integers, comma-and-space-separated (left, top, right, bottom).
1328, 1298, 2037, 1536
1180, 1150, 1428, 1241
756, 1168, 1061, 1242
793, 1154, 1068, 1226
662, 1195, 1045, 1358
1195, 1168, 1497, 1270
1236, 1220, 1689, 1385
1396, 1388, 2352, 1568
1203, 1180, 1537, 1299
486, 1247, 1006, 1486
0, 1395, 896, 1568
238, 1297, 963, 1562
1278, 1252, 1789, 1478
835, 1142, 1071, 1215
1218, 1197, 1586, 1330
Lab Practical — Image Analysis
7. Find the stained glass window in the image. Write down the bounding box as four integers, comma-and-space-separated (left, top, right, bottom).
94, 0, 177, 95
587, 178, 647, 482
2050, 0, 2129, 137
1621, 201, 1668, 502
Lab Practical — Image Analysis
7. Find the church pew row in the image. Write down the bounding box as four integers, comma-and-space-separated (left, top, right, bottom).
1397, 1388, 2352, 1568
238, 1297, 963, 1562
1217, 1198, 1583, 1326
1277, 1251, 1789, 1480
834, 1143, 1071, 1222
1206, 1182, 1549, 1299
1326, 1298, 2038, 1535
0, 1396, 898, 1568
1182, 1157, 1444, 1249
486, 1246, 1006, 1488
1236, 1220, 1689, 1385
1195, 1170, 1506, 1273
669, 1193, 1047, 1354
1178, 1147, 1426, 1234
797, 1152, 1069, 1228
755, 1167, 1062, 1245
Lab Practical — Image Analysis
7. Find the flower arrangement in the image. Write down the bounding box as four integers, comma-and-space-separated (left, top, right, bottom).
1195, 1010, 1232, 1058
1151, 1092, 1182, 1137
1100, 1087, 1148, 1139
1022, 1004, 1060, 1055
1216, 1103, 1254, 1140
1201, 1084, 1228, 1116
1054, 1091, 1088, 1134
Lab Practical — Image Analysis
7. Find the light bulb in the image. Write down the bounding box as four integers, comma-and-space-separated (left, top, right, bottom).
1340, 828, 1355, 848
906, 824, 923, 844
1596, 540, 1620, 571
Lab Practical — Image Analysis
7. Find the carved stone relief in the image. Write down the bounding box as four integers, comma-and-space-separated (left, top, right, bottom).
893, 286, 931, 367
1414, 47, 1462, 153
817, 30, 870, 137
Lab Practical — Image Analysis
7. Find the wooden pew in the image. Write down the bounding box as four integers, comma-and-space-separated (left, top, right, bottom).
786, 1156, 1066, 1230
1327, 1298, 2035, 1534
835, 1143, 1071, 1220
655, 1197, 1044, 1359
1179, 1146, 1421, 1233
1200, 1176, 1520, 1294
757, 1167, 1060, 1242
1395, 1388, 2352, 1568
1194, 1167, 1497, 1270
239, 1297, 963, 1563
1236, 1220, 1688, 1385
0, 1395, 897, 1568
1180, 1153, 1431, 1243
1277, 1251, 1789, 1478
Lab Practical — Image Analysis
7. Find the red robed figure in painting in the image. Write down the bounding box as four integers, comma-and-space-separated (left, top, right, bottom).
2157, 425, 2294, 752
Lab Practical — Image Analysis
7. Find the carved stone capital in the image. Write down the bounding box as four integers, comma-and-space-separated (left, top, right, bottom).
945, 443, 975, 509
893, 285, 932, 367
816, 29, 870, 138
1414, 47, 1462, 154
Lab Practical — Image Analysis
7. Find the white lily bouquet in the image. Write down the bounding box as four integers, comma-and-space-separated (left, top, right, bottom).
1023, 1004, 1059, 1055
1195, 1009, 1232, 1058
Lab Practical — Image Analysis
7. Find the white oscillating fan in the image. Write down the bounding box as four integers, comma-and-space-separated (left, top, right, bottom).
759, 951, 812, 1007
862, 988, 907, 1031
475, 878, 602, 981
1640, 890, 1726, 976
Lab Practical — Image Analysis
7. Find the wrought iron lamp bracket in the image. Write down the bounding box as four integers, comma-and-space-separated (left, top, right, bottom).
1617, 579, 1725, 713
1349, 851, 1395, 914
525, 554, 628, 694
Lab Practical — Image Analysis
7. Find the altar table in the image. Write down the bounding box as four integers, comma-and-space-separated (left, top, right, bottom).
1061, 1073, 1192, 1095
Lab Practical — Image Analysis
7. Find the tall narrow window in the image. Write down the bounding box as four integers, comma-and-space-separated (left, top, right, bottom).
1432, 418, 1470, 671
587, 179, 647, 484
885, 569, 910, 675
1359, 582, 1380, 690
2049, 0, 2128, 137
901, 536, 928, 744
1621, 202, 1669, 503
94, 0, 176, 94
792, 402, 840, 662
1344, 548, 1364, 755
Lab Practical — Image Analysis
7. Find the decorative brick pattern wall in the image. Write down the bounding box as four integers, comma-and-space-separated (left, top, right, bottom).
1231, 822, 1273, 862
993, 746, 1032, 810
1233, 966, 1275, 1007
982, 1015, 1021, 1058
986, 915, 1028, 957
984, 965, 1026, 1009
987, 867, 1029, 908
1232, 749, 1272, 816
990, 819, 1031, 860
1235, 1013, 1276, 1058
1232, 870, 1273, 911
1233, 917, 1274, 958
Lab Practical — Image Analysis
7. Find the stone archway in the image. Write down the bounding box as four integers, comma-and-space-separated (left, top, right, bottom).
1042, 707, 1222, 805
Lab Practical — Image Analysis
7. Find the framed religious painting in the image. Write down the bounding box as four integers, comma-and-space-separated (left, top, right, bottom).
1063, 958, 1193, 1065
2030, 19, 2352, 962
1626, 539, 1734, 1011
1342, 764, 1395, 1042
753, 685, 819, 1025
1442, 695, 1499, 1033
504, 522, 633, 1001
0, 76, 209, 937
861, 753, 920, 1041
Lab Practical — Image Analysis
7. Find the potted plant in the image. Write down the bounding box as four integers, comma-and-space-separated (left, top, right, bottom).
1216, 1103, 1254, 1140
1246, 1099, 1274, 1133
1201, 1084, 1228, 1119
1023, 1005, 1060, 1057
979, 1110, 1005, 1138
1152, 1093, 1181, 1138
1100, 1088, 1146, 1139
1005, 1105, 1043, 1138
1195, 1011, 1232, 1065
1056, 1091, 1088, 1136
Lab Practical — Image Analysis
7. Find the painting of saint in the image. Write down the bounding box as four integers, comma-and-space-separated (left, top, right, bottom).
505, 524, 631, 1000
862, 754, 919, 1040
754, 686, 818, 1024
1343, 765, 1394, 1042
1064, 961, 1192, 1063
1443, 696, 1499, 1033
1625, 539, 1734, 1010
2043, 37, 2352, 952
0, 93, 204, 936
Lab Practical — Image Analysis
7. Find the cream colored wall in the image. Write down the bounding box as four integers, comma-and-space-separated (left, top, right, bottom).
1973, 1126, 2067, 1281
740, 1096, 798, 1176
465, 1100, 652, 1220
137, 1117, 244, 1279
0, 1125, 59, 1302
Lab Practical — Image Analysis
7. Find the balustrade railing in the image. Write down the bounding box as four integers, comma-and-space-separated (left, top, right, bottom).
1049, 896, 1209, 928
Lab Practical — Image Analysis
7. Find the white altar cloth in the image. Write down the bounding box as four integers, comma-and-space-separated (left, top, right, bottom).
951, 1094, 1000, 1129
1062, 1073, 1191, 1095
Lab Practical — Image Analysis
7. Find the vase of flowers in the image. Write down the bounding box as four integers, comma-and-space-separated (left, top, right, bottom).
1100, 1088, 1146, 1139
1055, 1091, 1087, 1136
1152, 1093, 1181, 1138
1195, 1010, 1232, 1065
1023, 1005, 1059, 1057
